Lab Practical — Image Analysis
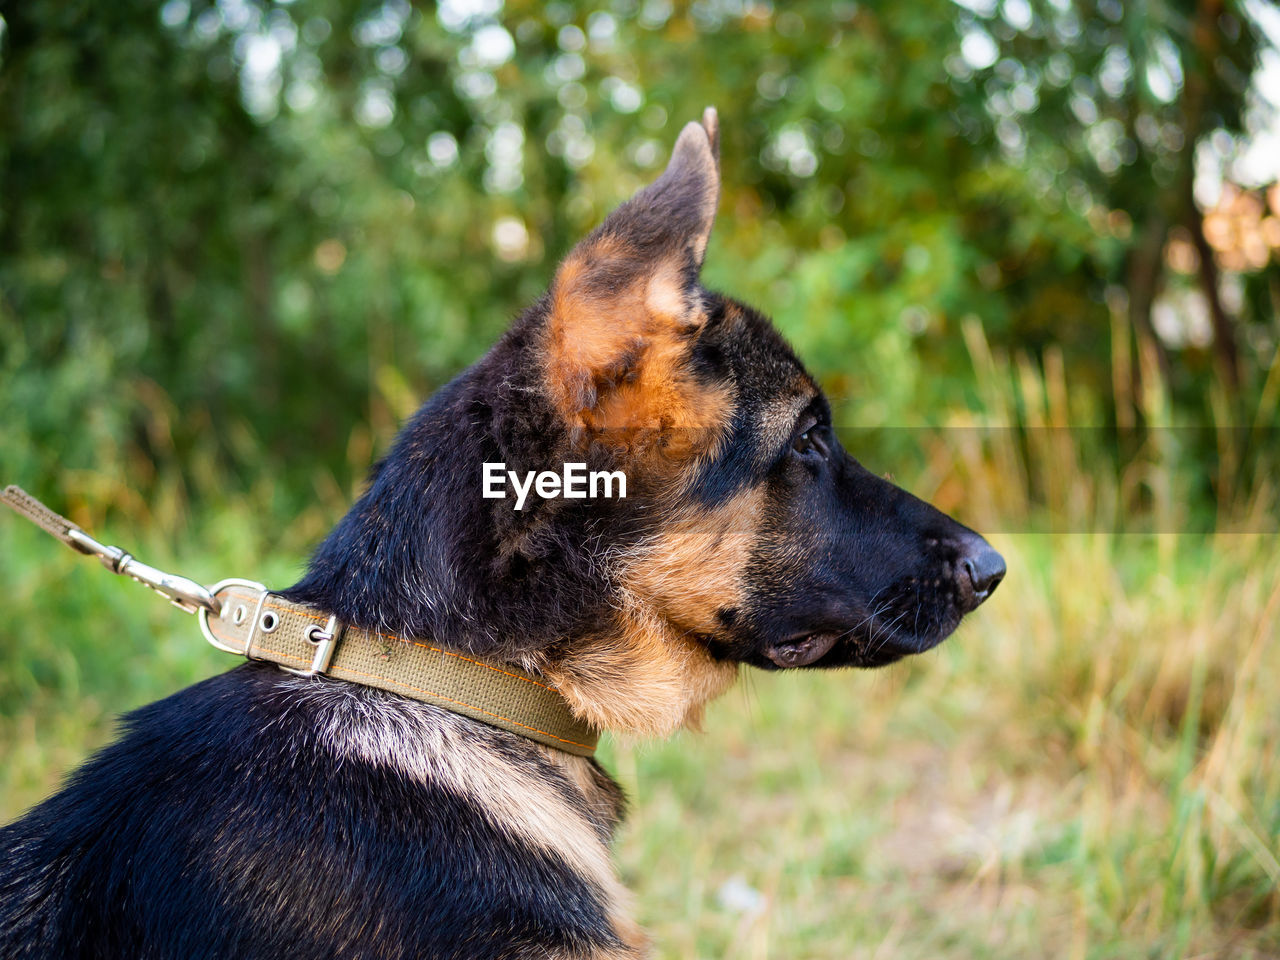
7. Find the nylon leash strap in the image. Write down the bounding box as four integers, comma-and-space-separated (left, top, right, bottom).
1, 485, 598, 756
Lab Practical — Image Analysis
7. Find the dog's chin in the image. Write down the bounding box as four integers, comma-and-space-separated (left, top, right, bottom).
847, 619, 962, 667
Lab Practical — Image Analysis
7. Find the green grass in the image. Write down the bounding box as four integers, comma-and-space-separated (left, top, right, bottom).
3, 519, 1277, 958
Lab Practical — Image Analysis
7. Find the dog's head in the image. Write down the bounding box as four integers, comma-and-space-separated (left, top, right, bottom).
290, 109, 1004, 736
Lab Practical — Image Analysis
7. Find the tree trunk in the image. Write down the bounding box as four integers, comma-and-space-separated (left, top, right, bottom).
1187, 202, 1241, 391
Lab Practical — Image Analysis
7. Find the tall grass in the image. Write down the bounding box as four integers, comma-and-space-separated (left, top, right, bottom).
1, 319, 1277, 958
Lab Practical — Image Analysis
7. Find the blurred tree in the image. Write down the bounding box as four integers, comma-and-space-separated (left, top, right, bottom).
960, 0, 1262, 399
0, 0, 1275, 526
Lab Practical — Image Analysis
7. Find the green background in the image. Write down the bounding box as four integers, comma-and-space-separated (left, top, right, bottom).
2, 2, 1278, 956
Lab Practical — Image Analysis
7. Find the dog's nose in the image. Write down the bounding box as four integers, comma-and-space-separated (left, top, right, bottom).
960, 542, 1005, 607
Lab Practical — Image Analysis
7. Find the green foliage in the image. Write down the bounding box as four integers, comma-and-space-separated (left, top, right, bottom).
2, 0, 1275, 521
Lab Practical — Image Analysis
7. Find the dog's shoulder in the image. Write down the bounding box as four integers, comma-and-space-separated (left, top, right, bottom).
0, 664, 642, 960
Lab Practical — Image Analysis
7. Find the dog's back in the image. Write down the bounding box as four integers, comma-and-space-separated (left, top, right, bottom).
0, 664, 636, 960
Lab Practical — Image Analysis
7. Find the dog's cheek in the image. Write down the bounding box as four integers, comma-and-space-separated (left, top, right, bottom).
619, 486, 764, 636
536, 488, 761, 737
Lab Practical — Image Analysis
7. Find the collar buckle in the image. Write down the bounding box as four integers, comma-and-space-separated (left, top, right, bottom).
281, 614, 345, 677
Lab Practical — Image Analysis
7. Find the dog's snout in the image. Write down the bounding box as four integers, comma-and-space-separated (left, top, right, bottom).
959, 542, 1005, 608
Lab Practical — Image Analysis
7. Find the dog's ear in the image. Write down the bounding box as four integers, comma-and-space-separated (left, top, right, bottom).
543, 108, 728, 444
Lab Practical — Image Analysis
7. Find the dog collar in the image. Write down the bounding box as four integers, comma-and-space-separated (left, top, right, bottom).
2, 485, 598, 757
198, 583, 598, 755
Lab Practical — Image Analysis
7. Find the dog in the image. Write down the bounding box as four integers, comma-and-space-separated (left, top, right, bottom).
0, 109, 1004, 959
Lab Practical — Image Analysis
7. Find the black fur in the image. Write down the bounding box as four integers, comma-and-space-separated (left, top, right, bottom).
0, 665, 623, 959
283, 321, 630, 664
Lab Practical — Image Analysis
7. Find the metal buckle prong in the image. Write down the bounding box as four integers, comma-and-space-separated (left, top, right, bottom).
310, 615, 343, 675
282, 614, 344, 677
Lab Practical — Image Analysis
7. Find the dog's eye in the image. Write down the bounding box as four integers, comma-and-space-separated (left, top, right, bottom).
791, 425, 828, 460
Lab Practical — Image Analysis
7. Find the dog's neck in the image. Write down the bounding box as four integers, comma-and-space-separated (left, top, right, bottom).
283, 371, 741, 741
283, 365, 621, 665
528, 611, 740, 738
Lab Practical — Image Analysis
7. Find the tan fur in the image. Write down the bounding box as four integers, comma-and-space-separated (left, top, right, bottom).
532, 111, 746, 738
541, 490, 763, 738
542, 608, 738, 738
534, 747, 649, 958
534, 746, 626, 842
643, 259, 690, 321
625, 488, 765, 635
545, 249, 732, 471
544, 234, 632, 419
540, 611, 742, 742
543, 116, 724, 471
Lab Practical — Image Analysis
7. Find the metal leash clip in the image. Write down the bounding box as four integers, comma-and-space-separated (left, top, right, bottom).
2, 484, 220, 617
65, 526, 221, 616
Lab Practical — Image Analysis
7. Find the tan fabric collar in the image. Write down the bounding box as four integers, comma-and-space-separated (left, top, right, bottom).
197, 582, 599, 755
2, 485, 599, 757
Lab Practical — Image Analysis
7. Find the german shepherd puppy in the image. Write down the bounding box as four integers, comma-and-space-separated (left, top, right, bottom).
0, 110, 1003, 959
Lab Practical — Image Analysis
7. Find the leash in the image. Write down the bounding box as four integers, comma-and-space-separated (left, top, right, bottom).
2, 485, 598, 756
